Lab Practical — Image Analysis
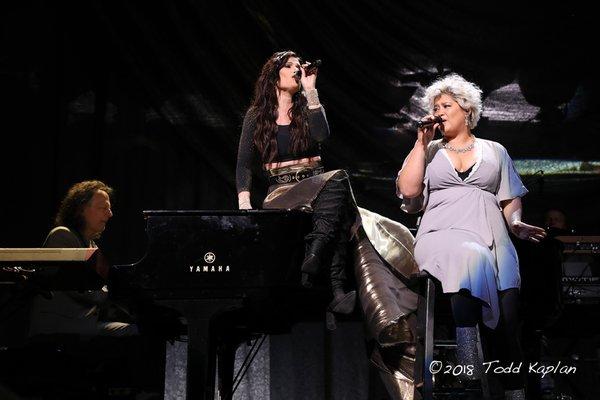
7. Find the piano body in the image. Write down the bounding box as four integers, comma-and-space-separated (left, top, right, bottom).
111, 210, 321, 400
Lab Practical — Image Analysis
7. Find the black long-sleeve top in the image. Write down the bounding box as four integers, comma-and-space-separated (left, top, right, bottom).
236, 106, 330, 193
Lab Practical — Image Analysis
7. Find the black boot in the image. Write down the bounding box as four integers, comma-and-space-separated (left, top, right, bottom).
303, 176, 350, 287
328, 286, 357, 315
326, 260, 356, 331
325, 242, 356, 330
300, 238, 329, 288
327, 239, 356, 315
326, 290, 356, 331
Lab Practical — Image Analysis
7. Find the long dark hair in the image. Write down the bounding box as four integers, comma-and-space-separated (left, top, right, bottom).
250, 51, 310, 163
55, 180, 114, 232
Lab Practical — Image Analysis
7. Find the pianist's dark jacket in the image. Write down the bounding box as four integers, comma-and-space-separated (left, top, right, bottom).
28, 226, 108, 337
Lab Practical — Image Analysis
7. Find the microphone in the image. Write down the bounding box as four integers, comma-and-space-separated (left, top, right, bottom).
295, 59, 322, 78
305, 59, 321, 76
417, 115, 444, 128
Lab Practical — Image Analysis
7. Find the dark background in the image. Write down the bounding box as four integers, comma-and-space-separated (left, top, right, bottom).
1, 0, 598, 265
2, 2, 600, 399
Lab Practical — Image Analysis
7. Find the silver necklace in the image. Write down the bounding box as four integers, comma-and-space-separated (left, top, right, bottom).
442, 137, 476, 153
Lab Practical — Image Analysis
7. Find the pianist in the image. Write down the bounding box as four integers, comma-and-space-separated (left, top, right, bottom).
236, 51, 421, 397
29, 180, 138, 337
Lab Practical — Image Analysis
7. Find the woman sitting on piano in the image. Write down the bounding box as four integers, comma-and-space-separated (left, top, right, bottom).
236, 50, 421, 394
236, 50, 356, 315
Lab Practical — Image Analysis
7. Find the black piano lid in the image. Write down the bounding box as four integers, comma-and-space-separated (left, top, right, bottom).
142, 209, 309, 217
111, 209, 313, 297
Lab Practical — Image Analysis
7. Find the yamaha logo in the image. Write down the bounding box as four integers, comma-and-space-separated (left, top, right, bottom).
189, 251, 230, 273
204, 252, 216, 264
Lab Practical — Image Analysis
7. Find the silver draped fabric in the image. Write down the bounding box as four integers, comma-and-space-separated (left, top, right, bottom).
263, 169, 419, 278
263, 168, 420, 399
262, 169, 419, 337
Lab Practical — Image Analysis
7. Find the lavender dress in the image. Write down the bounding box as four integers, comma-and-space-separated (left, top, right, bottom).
398, 138, 527, 329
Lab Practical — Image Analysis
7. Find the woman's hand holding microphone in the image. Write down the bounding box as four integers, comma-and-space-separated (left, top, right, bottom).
417, 115, 443, 148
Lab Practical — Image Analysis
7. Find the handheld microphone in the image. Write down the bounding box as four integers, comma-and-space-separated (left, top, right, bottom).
295, 59, 322, 78
304, 59, 321, 76
417, 115, 444, 128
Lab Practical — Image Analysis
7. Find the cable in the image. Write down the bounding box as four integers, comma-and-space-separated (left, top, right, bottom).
226, 334, 267, 400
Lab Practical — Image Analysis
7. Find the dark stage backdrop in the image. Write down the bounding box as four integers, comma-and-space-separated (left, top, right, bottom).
2, 2, 600, 399
1, 0, 598, 265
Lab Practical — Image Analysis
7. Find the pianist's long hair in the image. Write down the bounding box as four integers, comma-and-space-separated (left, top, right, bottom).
250, 50, 310, 163
55, 180, 114, 232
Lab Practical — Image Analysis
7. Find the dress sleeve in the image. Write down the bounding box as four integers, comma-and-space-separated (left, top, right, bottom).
397, 164, 429, 214
236, 110, 257, 194
307, 106, 330, 142
397, 143, 437, 214
496, 143, 528, 202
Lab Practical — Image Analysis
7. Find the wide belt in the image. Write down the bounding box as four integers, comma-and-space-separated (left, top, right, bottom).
267, 164, 324, 185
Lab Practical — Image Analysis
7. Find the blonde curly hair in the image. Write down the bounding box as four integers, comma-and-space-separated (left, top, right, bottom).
422, 73, 483, 129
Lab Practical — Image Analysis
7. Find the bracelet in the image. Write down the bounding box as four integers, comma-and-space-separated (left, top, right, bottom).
304, 88, 320, 108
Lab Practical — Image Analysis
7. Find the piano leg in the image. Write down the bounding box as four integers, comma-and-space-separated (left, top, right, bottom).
158, 299, 244, 400
216, 341, 236, 399
187, 316, 216, 400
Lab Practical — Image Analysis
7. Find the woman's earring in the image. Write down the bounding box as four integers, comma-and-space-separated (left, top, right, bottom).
465, 114, 470, 126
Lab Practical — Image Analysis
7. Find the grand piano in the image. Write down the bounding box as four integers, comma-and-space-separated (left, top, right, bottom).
2, 210, 327, 400
111, 209, 325, 400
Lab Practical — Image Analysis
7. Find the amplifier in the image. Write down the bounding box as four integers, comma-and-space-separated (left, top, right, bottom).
556, 236, 600, 304
555, 235, 600, 253
561, 278, 600, 305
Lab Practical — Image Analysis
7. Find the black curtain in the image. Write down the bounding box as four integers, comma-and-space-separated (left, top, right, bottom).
1, 0, 597, 263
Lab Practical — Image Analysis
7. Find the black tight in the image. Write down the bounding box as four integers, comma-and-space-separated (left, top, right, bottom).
451, 288, 521, 331
451, 288, 524, 389
451, 289, 482, 327
496, 288, 524, 390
